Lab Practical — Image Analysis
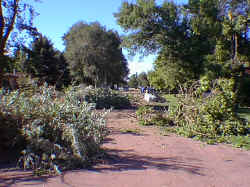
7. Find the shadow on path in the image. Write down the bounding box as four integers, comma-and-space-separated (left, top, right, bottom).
0, 170, 52, 187
89, 148, 204, 176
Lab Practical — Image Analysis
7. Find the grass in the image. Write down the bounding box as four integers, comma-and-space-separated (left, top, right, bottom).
236, 107, 250, 122
163, 94, 179, 105
234, 108, 250, 150
162, 94, 180, 110
229, 135, 250, 150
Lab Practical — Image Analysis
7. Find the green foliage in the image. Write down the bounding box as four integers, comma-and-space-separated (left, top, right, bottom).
163, 94, 179, 111
229, 135, 250, 150
25, 35, 71, 87
168, 78, 249, 141
63, 21, 128, 86
0, 100, 26, 153
115, 0, 183, 56
137, 72, 149, 87
0, 55, 14, 74
0, 84, 108, 174
149, 53, 198, 92
136, 105, 170, 126
136, 106, 155, 126
116, 0, 250, 94
238, 76, 250, 106
148, 70, 166, 91
151, 113, 172, 127
128, 74, 139, 88
237, 107, 250, 122
85, 88, 131, 109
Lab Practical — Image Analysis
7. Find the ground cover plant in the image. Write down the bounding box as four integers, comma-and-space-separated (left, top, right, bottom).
0, 84, 108, 174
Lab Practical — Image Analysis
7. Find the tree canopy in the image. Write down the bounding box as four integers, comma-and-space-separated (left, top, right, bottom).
137, 72, 149, 87
115, 0, 250, 91
24, 35, 71, 87
128, 74, 139, 88
63, 21, 129, 87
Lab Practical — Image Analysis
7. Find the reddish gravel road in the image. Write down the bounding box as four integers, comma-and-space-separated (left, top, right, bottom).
1, 109, 250, 187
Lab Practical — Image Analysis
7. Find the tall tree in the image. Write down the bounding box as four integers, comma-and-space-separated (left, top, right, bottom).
25, 35, 70, 87
63, 21, 129, 87
0, 0, 39, 81
115, 0, 206, 81
115, 0, 250, 91
128, 74, 139, 88
137, 72, 149, 87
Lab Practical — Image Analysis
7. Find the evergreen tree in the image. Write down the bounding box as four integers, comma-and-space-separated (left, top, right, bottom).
25, 35, 71, 87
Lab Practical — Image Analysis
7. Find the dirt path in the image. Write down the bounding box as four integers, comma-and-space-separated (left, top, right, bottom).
1, 109, 250, 187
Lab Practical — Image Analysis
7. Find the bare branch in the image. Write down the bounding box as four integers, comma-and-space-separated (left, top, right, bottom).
1, 0, 20, 54
0, 0, 5, 54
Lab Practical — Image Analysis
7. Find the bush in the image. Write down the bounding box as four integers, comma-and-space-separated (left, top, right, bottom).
136, 105, 170, 126
136, 106, 155, 126
168, 78, 249, 141
0, 84, 108, 174
84, 88, 131, 109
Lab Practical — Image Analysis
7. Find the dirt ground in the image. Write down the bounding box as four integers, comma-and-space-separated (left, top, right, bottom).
1, 109, 250, 187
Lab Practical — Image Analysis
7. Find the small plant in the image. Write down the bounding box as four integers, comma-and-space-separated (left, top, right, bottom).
151, 113, 172, 127
136, 106, 155, 126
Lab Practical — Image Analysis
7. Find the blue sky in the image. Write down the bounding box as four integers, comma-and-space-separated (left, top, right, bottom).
32, 0, 187, 76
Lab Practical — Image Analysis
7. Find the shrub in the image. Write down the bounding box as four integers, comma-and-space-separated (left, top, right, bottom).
168, 78, 249, 141
136, 106, 155, 126
0, 84, 108, 174
136, 105, 170, 126
84, 88, 131, 109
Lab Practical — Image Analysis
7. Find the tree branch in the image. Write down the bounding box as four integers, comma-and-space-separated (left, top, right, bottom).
0, 0, 6, 54
1, 0, 20, 55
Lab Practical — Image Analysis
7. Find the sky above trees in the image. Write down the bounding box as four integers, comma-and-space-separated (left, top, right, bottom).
31, 0, 187, 76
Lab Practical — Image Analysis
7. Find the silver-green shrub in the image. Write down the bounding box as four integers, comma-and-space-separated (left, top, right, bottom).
0, 84, 108, 174
84, 88, 131, 109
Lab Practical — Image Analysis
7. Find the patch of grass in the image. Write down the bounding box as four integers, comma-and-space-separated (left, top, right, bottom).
162, 94, 179, 110
163, 94, 179, 104
228, 135, 250, 150
237, 108, 250, 122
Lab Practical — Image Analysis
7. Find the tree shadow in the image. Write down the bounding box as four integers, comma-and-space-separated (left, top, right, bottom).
0, 170, 52, 187
88, 148, 204, 176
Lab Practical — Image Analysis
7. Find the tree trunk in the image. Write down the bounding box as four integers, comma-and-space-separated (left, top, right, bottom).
234, 34, 238, 62
0, 0, 20, 56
